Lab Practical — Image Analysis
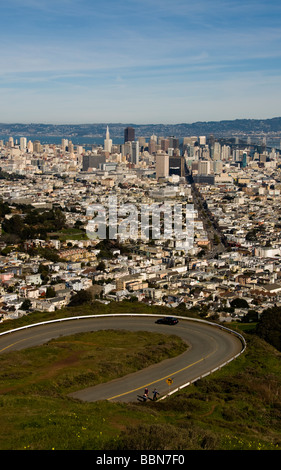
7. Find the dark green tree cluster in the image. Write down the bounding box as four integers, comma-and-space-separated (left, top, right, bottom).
230, 298, 249, 309
0, 169, 26, 180
95, 239, 130, 259
255, 307, 281, 352
1, 207, 66, 242
0, 200, 11, 218
68, 289, 93, 306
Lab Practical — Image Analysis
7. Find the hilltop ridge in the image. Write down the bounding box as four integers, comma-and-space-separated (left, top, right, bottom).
1, 116, 281, 139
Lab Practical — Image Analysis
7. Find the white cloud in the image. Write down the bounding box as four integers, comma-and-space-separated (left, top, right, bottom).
1, 0, 281, 122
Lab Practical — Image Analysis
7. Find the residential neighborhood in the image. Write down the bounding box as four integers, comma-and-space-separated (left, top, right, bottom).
0, 129, 281, 324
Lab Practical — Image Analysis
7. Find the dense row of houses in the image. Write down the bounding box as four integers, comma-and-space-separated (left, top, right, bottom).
1, 136, 281, 322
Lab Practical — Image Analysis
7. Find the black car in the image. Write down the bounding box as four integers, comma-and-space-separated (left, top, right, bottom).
155, 317, 179, 325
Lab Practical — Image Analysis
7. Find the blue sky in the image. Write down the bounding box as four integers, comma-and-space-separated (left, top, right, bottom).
1, 0, 281, 124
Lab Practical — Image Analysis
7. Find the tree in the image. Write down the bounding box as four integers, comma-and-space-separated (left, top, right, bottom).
96, 261, 106, 271
38, 263, 49, 282
230, 298, 249, 309
46, 287, 56, 298
21, 299, 32, 311
68, 289, 93, 306
241, 309, 259, 323
255, 307, 281, 351
2, 214, 24, 238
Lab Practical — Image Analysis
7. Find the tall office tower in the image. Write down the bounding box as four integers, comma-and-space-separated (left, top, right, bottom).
234, 149, 241, 162
20, 137, 27, 151
221, 145, 231, 160
213, 141, 221, 160
8, 137, 14, 148
104, 126, 112, 153
33, 140, 42, 153
138, 137, 146, 149
131, 141, 139, 165
242, 152, 248, 168
122, 141, 132, 158
199, 136, 206, 146
82, 154, 106, 171
198, 160, 211, 175
169, 136, 179, 149
124, 126, 135, 143
68, 140, 74, 154
148, 139, 157, 154
156, 154, 169, 179
208, 134, 215, 147
183, 136, 198, 146
61, 139, 68, 151
160, 138, 170, 152
27, 140, 33, 153
169, 156, 185, 177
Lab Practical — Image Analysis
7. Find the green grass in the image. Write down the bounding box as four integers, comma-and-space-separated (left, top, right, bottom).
0, 329, 187, 397
0, 328, 187, 450
0, 303, 281, 450
50, 227, 87, 241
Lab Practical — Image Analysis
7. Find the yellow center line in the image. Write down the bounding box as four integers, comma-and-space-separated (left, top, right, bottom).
107, 348, 215, 400
0, 337, 30, 353
0, 322, 221, 402
0, 329, 60, 353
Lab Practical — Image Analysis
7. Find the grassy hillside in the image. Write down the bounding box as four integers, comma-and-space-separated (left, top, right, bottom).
0, 302, 281, 450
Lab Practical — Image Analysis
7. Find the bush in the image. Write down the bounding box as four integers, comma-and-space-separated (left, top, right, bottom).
105, 423, 219, 450
256, 307, 281, 351
68, 289, 93, 306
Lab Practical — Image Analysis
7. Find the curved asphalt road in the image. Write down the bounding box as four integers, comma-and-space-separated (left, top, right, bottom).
0, 315, 244, 403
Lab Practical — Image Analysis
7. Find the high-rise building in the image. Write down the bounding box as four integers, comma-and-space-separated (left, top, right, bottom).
122, 141, 132, 158
169, 136, 179, 149
242, 152, 248, 168
156, 154, 169, 179
124, 127, 135, 143
183, 136, 198, 146
131, 141, 139, 165
213, 142, 221, 160
104, 126, 112, 153
138, 137, 146, 149
160, 138, 169, 152
221, 145, 231, 160
148, 139, 157, 154
82, 154, 106, 171
20, 137, 27, 151
33, 140, 42, 153
27, 140, 33, 153
169, 156, 185, 177
68, 140, 74, 153
198, 160, 211, 175
61, 139, 68, 151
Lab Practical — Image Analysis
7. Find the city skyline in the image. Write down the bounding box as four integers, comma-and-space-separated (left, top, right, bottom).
1, 0, 281, 124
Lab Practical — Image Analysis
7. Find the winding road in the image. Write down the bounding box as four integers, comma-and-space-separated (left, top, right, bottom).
0, 314, 245, 403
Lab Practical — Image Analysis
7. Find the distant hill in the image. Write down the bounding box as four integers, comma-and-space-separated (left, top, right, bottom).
1, 117, 281, 139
